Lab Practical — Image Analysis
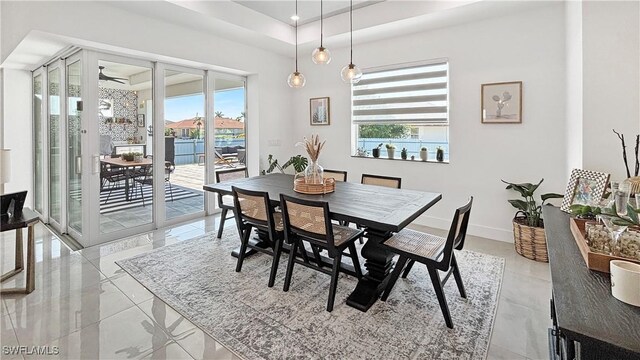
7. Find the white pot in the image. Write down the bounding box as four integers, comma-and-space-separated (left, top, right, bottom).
610, 260, 640, 307
420, 150, 428, 161
387, 149, 395, 159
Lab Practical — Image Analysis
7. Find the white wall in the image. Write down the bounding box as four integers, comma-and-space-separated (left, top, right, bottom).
565, 0, 583, 171
2, 69, 33, 204
582, 0, 640, 179
0, 0, 294, 181
291, 4, 569, 242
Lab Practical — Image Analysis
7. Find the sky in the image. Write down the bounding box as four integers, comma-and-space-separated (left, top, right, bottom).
164, 88, 245, 122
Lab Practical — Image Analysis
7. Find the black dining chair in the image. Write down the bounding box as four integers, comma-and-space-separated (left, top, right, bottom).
380, 197, 473, 329
232, 186, 285, 288
323, 169, 348, 182
215, 168, 248, 238
355, 174, 402, 243
361, 174, 402, 189
100, 162, 127, 205
280, 194, 363, 312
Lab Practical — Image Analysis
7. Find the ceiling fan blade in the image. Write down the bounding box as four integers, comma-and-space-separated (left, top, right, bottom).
111, 79, 125, 84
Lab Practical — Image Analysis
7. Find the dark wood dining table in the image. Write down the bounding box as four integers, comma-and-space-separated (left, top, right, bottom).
203, 173, 442, 312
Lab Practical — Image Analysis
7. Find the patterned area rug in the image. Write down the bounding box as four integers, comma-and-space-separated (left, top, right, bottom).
117, 227, 504, 360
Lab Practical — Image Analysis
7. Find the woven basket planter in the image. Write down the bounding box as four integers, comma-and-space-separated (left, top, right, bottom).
513, 216, 548, 263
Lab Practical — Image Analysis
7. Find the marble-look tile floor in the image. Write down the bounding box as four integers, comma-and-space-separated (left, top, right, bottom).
0, 216, 551, 359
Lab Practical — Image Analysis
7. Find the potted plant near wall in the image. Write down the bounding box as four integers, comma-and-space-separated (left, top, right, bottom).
401, 148, 408, 160
420, 147, 428, 161
386, 144, 396, 159
372, 143, 383, 158
436, 146, 445, 162
502, 178, 563, 262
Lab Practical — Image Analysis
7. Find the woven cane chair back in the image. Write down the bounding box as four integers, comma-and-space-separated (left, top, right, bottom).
361, 174, 402, 189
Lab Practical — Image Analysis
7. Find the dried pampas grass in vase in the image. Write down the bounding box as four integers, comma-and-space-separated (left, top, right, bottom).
297, 134, 326, 184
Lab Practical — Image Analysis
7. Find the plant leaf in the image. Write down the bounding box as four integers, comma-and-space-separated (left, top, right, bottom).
526, 179, 544, 197
507, 199, 528, 212
541, 193, 564, 201
627, 204, 639, 224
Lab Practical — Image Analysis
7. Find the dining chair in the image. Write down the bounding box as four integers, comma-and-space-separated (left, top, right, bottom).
355, 174, 403, 243
132, 162, 176, 206
380, 197, 473, 329
280, 194, 364, 312
100, 162, 127, 205
323, 169, 348, 182
215, 168, 248, 238
361, 174, 402, 189
232, 186, 285, 288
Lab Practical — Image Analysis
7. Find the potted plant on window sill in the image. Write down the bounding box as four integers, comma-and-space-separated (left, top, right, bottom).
386, 144, 396, 159
420, 147, 428, 161
502, 178, 563, 262
372, 143, 383, 158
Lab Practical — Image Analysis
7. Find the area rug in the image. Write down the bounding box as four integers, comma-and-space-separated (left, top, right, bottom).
117, 227, 504, 360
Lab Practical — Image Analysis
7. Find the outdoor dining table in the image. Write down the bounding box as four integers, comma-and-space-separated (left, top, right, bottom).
101, 157, 152, 201
203, 173, 442, 312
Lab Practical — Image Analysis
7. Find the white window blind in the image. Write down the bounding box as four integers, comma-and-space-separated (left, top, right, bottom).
352, 61, 449, 125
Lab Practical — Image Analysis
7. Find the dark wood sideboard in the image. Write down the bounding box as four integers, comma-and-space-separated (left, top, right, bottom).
543, 206, 640, 360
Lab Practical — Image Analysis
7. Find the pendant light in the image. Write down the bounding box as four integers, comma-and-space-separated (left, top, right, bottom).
311, 0, 331, 65
287, 0, 306, 88
340, 0, 362, 84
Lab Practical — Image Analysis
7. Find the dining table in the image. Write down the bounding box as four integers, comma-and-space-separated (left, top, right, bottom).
203, 173, 442, 312
101, 157, 152, 201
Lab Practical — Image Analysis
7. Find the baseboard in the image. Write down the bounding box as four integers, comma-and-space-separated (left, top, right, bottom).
412, 216, 514, 243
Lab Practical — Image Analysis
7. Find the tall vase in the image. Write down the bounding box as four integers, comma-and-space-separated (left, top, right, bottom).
304, 161, 324, 184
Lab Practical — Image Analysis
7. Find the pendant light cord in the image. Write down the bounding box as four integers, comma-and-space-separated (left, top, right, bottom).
295, 0, 299, 71
349, 0, 353, 64
320, 0, 324, 47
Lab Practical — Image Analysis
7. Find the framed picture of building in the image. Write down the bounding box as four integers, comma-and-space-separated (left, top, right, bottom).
310, 97, 330, 126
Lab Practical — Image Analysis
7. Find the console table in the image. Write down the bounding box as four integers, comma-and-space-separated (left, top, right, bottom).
1, 208, 39, 294
544, 206, 640, 360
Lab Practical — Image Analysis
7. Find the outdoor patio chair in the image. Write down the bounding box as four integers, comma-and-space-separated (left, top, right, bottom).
215, 150, 236, 168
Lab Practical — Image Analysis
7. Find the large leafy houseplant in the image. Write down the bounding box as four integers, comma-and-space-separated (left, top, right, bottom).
261, 154, 308, 175
502, 179, 563, 227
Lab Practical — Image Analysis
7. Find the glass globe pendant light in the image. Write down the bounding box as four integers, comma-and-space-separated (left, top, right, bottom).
311, 0, 331, 65
287, 0, 306, 88
341, 0, 362, 84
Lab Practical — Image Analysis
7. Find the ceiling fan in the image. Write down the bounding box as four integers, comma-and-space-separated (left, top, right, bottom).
98, 66, 127, 84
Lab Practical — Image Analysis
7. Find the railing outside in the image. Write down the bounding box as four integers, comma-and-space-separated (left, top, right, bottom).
173, 138, 246, 165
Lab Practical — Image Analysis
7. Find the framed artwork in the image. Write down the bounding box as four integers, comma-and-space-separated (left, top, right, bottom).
310, 97, 330, 126
99, 99, 113, 117
560, 169, 611, 212
137, 114, 145, 128
481, 81, 522, 123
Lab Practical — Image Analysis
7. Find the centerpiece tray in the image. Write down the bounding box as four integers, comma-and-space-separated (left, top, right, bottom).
293, 177, 335, 195
569, 218, 640, 273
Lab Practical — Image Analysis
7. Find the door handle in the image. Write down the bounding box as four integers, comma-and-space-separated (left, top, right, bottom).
92, 155, 100, 174
75, 156, 82, 174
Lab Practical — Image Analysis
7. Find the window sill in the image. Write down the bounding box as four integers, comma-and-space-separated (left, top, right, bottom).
351, 155, 449, 164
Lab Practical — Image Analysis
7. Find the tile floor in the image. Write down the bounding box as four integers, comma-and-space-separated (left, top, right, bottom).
1, 216, 551, 359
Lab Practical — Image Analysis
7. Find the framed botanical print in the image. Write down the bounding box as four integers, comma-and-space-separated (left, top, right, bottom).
560, 169, 610, 212
310, 97, 330, 126
481, 81, 522, 123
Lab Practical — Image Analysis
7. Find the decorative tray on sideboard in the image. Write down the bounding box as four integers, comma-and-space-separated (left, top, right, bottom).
569, 218, 640, 273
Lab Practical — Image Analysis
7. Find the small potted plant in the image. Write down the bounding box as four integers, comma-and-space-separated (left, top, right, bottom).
386, 144, 396, 159
436, 146, 445, 162
502, 178, 563, 262
372, 143, 383, 158
401, 148, 408, 160
122, 152, 135, 161
133, 152, 143, 162
420, 147, 428, 161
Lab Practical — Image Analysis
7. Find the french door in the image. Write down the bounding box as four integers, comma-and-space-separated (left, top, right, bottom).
34, 50, 247, 247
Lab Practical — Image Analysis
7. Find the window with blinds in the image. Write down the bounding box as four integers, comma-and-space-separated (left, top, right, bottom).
352, 60, 450, 162
352, 60, 449, 125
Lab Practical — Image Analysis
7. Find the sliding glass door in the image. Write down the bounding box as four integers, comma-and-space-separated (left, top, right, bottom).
66, 54, 84, 236
48, 64, 63, 229
33, 71, 45, 215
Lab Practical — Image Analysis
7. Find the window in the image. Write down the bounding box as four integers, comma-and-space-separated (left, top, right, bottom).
352, 60, 449, 162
